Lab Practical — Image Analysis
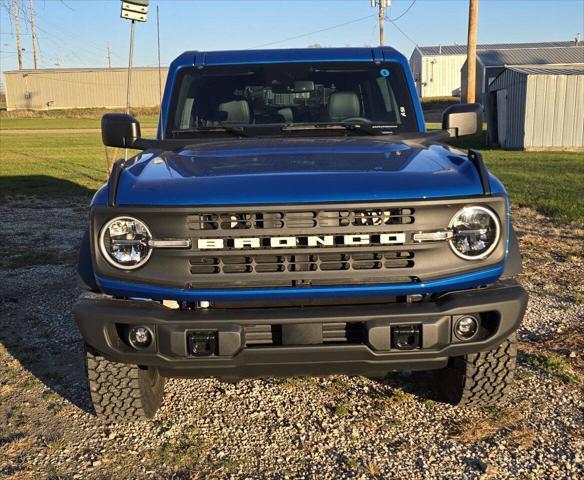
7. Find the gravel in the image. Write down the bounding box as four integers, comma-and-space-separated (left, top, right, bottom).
0, 197, 582, 480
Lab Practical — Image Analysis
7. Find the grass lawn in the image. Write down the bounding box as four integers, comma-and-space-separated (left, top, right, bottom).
1, 128, 582, 224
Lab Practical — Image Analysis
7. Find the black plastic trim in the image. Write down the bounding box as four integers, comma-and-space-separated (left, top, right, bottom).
501, 225, 523, 279
468, 149, 491, 195
74, 280, 527, 379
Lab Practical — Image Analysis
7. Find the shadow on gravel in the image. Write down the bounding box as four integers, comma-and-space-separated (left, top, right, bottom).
0, 188, 95, 415
0, 288, 94, 416
0, 175, 96, 198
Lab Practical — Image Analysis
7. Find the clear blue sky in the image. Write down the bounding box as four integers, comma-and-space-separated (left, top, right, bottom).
1, 0, 583, 74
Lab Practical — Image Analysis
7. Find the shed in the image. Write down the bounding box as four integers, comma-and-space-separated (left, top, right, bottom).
409, 41, 577, 98
487, 66, 584, 150
461, 45, 584, 105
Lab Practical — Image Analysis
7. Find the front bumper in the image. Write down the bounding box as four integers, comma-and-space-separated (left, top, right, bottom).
74, 280, 527, 379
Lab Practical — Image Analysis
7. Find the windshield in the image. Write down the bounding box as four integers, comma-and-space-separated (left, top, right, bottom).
167, 62, 418, 137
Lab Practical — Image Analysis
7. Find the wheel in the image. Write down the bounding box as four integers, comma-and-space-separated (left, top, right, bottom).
435, 333, 517, 407
85, 346, 165, 421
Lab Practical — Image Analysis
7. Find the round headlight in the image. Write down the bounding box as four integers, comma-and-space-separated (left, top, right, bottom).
99, 217, 152, 270
448, 206, 500, 260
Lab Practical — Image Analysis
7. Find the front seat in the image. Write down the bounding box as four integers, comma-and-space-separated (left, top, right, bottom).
327, 92, 361, 122
217, 99, 252, 124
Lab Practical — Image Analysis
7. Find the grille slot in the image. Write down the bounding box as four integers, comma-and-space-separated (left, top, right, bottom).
244, 323, 365, 347
187, 208, 414, 231
189, 251, 414, 275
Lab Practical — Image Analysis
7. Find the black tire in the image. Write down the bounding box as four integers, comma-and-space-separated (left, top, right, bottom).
85, 347, 165, 421
435, 333, 517, 407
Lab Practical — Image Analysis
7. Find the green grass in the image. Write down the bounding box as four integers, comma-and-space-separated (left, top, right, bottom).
1, 124, 582, 224
523, 352, 579, 384
0, 132, 108, 196
484, 151, 584, 224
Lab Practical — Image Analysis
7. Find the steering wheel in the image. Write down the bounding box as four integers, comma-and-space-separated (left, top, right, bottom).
341, 117, 372, 124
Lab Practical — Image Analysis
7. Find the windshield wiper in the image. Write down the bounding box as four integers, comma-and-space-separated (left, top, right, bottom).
281, 123, 394, 136
170, 126, 252, 138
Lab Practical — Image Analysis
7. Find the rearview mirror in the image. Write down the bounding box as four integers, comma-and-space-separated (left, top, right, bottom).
101, 113, 141, 148
442, 103, 483, 138
293, 80, 315, 93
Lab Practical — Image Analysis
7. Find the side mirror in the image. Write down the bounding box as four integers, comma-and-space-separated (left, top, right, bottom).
442, 103, 483, 138
101, 113, 141, 148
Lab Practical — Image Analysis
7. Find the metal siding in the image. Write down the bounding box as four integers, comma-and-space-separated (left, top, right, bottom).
420, 54, 466, 97
4, 68, 168, 110
525, 73, 584, 149
488, 69, 528, 149
409, 49, 422, 96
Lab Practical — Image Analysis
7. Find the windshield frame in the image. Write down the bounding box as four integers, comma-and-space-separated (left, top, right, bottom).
164, 61, 422, 139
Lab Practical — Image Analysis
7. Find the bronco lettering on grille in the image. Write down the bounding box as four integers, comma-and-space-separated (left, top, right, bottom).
196, 233, 407, 250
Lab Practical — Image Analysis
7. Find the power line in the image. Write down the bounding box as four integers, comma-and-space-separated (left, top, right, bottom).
385, 16, 418, 47
389, 0, 418, 22
251, 14, 375, 49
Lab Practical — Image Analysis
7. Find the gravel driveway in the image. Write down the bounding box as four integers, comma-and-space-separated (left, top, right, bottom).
1, 197, 582, 480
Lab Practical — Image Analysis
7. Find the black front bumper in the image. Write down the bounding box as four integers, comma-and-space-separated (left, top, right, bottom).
74, 280, 527, 379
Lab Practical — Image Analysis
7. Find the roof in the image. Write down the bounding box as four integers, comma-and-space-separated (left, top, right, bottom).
177, 47, 408, 66
477, 46, 584, 67
417, 41, 578, 56
506, 65, 584, 75
3, 67, 164, 75
490, 65, 584, 91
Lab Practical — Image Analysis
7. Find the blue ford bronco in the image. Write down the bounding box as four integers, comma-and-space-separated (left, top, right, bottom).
75, 47, 527, 421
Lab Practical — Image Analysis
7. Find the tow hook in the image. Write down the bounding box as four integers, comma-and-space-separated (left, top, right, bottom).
391, 325, 422, 350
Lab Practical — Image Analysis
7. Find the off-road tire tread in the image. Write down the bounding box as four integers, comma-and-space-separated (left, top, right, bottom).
86, 348, 165, 421
439, 333, 517, 406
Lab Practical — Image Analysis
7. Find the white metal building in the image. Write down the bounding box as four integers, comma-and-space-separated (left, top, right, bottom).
461, 45, 584, 106
409, 41, 578, 98
3, 67, 168, 110
487, 66, 584, 151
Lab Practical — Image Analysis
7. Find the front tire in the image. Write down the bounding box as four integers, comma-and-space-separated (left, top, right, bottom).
85, 347, 165, 421
435, 333, 517, 406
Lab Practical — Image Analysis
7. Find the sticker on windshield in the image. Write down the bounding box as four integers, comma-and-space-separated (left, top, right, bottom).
400, 106, 407, 118
380, 68, 390, 78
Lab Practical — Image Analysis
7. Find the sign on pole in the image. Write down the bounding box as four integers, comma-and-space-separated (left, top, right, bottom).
121, 0, 149, 22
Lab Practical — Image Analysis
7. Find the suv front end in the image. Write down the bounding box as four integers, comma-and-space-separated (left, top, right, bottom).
75, 47, 527, 421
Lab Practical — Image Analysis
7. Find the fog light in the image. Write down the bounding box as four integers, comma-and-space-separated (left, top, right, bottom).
454, 316, 479, 340
128, 326, 153, 349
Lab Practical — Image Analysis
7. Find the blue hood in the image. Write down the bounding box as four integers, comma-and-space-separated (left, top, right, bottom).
114, 138, 484, 206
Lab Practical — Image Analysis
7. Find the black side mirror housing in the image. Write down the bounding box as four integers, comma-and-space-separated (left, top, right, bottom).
101, 113, 141, 148
442, 103, 483, 138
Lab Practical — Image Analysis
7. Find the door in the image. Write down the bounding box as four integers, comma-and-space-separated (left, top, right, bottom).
497, 89, 508, 147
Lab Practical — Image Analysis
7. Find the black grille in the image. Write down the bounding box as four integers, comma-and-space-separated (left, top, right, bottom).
187, 208, 414, 231
190, 251, 414, 275
244, 323, 365, 347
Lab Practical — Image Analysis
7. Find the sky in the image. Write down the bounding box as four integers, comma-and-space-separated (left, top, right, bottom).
1, 0, 583, 77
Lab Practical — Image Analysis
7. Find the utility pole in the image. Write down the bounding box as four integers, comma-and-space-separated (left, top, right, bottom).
107, 41, 112, 68
371, 0, 390, 46
29, 0, 38, 69
465, 0, 479, 103
12, 0, 24, 69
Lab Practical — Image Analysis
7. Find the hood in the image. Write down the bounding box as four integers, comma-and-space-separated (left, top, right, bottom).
114, 137, 484, 206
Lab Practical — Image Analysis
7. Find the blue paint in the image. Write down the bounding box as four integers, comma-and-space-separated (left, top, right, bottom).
96, 265, 505, 303
113, 140, 486, 206
89, 46, 510, 302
